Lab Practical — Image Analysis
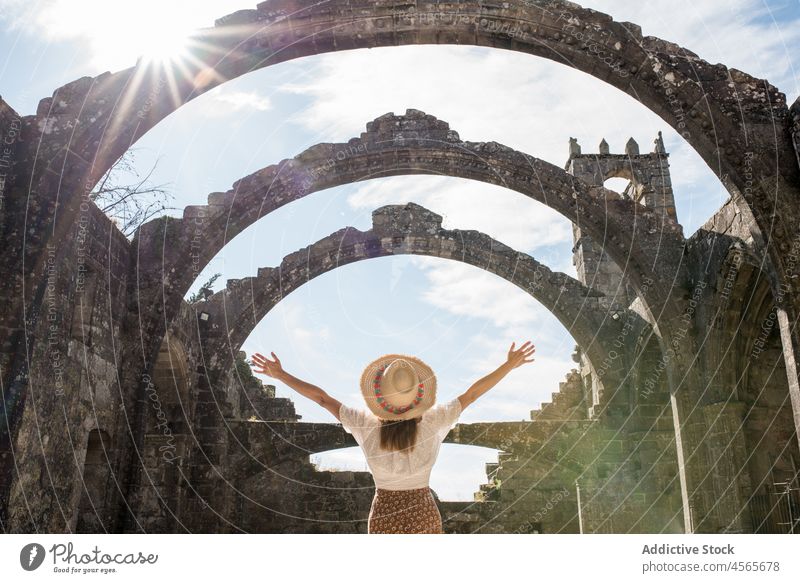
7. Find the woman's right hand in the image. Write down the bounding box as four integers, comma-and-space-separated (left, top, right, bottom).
506, 341, 535, 369
251, 352, 286, 379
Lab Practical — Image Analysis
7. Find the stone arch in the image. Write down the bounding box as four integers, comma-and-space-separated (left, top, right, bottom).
140, 111, 685, 322
603, 166, 649, 203
52, 8, 794, 452
126, 109, 686, 528
19, 5, 796, 356
32, 0, 792, 227
128, 111, 675, 438
603, 176, 635, 198
9, 1, 797, 477
4, 1, 799, 534
200, 202, 649, 396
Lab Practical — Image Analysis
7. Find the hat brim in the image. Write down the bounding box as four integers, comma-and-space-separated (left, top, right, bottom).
360, 353, 437, 420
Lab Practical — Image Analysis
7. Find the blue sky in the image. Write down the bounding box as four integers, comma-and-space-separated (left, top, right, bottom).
2, 0, 798, 501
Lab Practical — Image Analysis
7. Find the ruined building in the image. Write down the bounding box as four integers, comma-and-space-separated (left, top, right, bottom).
1, 1, 799, 533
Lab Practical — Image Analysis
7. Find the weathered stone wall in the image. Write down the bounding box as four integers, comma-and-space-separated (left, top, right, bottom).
5, 201, 131, 532
2, 142, 797, 534
680, 199, 800, 532
2, 0, 800, 532
2, 170, 796, 534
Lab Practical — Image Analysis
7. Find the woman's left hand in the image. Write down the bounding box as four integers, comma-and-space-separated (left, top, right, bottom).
251, 352, 285, 379
506, 340, 535, 369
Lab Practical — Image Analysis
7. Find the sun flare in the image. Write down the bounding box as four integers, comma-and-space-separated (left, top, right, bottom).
20, 0, 240, 72
135, 25, 192, 65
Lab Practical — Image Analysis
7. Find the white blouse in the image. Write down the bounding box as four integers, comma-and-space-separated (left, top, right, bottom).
338, 397, 463, 491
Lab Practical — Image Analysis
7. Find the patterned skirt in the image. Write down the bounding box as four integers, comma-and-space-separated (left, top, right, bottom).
368, 487, 443, 534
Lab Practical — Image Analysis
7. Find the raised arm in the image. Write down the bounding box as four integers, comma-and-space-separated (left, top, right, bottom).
251, 352, 343, 421
457, 341, 536, 411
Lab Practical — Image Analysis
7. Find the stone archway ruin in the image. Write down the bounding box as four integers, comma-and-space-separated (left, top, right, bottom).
199, 202, 648, 396
127, 110, 683, 420
4, 1, 799, 423
16, 0, 796, 224
115, 111, 683, 509
1, 0, 799, 534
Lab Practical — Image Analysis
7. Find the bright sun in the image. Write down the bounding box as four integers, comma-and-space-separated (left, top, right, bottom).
136, 24, 192, 65
30, 1, 241, 72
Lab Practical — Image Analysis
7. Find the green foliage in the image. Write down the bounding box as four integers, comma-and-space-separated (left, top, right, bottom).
188, 272, 221, 303
234, 351, 257, 383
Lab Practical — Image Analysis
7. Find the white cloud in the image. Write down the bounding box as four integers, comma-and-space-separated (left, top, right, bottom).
409, 257, 543, 331
208, 90, 272, 113
171, 86, 273, 122
242, 296, 339, 391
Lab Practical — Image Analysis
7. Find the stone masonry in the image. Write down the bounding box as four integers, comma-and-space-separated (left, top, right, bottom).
1, 1, 799, 533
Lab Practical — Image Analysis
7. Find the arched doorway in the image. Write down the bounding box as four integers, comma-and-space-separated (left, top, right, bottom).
75, 429, 112, 533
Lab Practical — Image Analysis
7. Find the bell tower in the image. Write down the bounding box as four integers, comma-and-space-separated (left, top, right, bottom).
566, 133, 676, 311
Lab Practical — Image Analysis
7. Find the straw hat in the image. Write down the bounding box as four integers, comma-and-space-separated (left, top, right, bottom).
360, 354, 437, 421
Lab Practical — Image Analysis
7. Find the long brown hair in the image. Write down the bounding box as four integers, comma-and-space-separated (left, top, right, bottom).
379, 417, 421, 452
